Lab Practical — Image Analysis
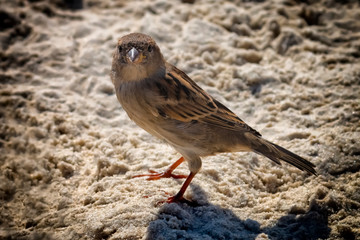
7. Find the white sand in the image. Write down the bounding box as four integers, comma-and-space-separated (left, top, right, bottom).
1, 0, 359, 239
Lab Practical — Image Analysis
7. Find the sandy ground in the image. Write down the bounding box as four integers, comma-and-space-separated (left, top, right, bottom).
1, 0, 360, 239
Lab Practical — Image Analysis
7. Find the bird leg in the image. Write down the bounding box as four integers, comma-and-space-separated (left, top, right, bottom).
132, 157, 187, 180
167, 171, 196, 203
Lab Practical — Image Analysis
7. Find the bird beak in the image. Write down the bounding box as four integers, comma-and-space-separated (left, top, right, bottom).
127, 47, 144, 63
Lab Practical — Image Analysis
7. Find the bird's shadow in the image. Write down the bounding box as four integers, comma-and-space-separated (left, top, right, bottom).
146, 184, 330, 240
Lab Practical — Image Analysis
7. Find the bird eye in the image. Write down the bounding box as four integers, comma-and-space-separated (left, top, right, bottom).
118, 46, 122, 53
148, 45, 153, 52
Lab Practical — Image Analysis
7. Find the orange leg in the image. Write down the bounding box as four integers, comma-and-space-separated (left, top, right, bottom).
132, 157, 187, 180
166, 171, 196, 203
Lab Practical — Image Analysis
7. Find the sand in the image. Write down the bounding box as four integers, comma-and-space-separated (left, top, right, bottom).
0, 0, 359, 239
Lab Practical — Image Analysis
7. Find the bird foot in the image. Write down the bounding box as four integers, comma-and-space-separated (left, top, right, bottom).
166, 194, 187, 203
132, 169, 188, 181
153, 193, 194, 206
164, 194, 199, 206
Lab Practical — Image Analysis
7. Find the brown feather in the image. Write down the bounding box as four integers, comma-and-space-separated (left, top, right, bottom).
153, 63, 261, 136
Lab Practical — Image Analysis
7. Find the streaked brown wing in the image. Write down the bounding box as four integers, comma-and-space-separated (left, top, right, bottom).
153, 63, 261, 136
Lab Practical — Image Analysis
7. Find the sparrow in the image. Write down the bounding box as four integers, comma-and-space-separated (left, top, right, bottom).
111, 33, 316, 204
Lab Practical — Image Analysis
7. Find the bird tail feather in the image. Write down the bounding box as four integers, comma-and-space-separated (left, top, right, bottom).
252, 138, 317, 175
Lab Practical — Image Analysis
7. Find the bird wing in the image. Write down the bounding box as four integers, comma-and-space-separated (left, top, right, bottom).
152, 63, 261, 136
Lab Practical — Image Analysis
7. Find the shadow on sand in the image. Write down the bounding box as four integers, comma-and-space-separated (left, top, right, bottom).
146, 185, 330, 240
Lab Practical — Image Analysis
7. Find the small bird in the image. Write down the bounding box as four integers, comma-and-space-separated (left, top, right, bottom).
111, 33, 316, 203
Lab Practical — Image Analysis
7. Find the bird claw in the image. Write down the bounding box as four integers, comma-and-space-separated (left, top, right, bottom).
132, 169, 187, 181
165, 195, 199, 206
166, 195, 185, 203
